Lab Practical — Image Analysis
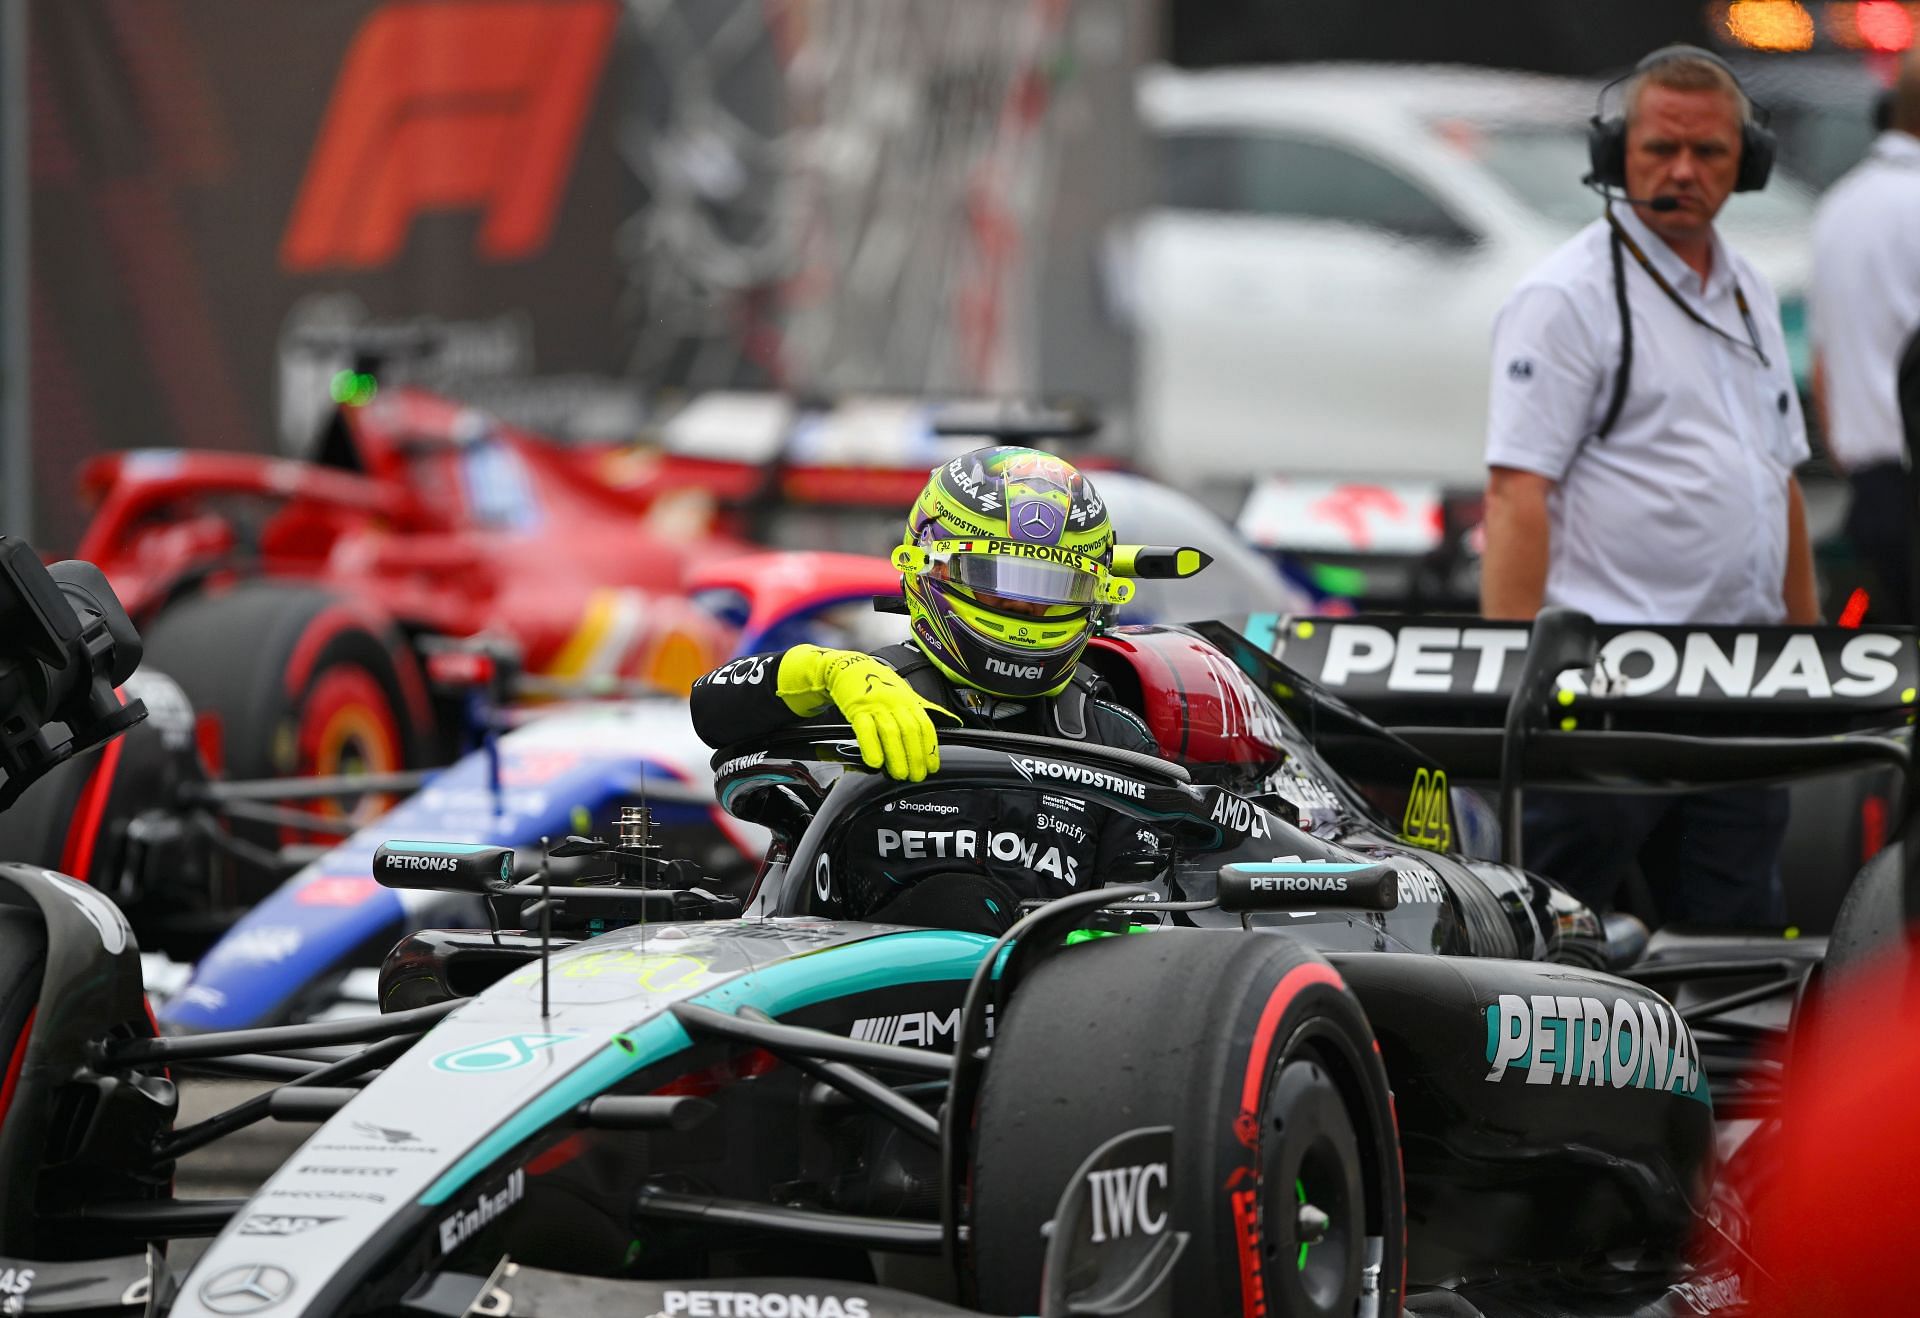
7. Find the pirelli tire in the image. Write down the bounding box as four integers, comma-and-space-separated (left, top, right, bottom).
0, 669, 205, 898
1824, 822, 1912, 984
1778, 767, 1900, 935
969, 932, 1405, 1317
0, 745, 112, 884
140, 585, 431, 872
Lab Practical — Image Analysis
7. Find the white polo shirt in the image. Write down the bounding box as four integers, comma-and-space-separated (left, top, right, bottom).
1811, 131, 1920, 471
1485, 204, 1808, 626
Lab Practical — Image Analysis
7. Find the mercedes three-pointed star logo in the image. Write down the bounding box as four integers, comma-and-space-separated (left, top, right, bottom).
199, 1264, 293, 1315
1017, 504, 1057, 539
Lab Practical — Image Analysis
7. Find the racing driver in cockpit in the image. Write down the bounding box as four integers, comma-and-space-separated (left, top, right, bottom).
690, 446, 1176, 933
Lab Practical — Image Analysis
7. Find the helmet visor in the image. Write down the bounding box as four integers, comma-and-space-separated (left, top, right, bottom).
922, 541, 1101, 608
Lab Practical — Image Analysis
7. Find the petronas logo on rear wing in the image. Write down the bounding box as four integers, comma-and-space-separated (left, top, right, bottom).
1270, 618, 1916, 713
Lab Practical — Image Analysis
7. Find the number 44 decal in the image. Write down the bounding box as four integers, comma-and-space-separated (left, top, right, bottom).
1402, 768, 1452, 851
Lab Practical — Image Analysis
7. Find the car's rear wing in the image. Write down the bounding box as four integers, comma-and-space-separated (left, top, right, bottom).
1234, 613, 1918, 736
1260, 613, 1916, 727
1203, 612, 1918, 869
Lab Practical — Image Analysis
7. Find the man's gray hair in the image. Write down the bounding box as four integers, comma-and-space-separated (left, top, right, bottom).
1624, 55, 1753, 127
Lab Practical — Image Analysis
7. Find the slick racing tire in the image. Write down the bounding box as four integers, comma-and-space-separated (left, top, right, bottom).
1778, 767, 1900, 935
142, 585, 430, 875
0, 746, 110, 883
970, 932, 1404, 1317
0, 670, 206, 898
1824, 824, 1912, 985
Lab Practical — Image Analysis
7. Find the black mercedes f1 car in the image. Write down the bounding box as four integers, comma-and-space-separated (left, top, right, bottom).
0, 536, 1911, 1316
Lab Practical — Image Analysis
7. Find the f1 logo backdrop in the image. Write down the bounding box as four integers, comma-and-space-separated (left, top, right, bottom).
27, 0, 631, 551
281, 1, 618, 271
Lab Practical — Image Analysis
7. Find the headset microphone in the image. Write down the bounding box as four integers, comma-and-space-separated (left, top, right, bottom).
1581, 174, 1679, 212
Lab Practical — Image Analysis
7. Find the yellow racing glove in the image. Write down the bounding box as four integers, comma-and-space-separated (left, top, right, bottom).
776, 645, 957, 782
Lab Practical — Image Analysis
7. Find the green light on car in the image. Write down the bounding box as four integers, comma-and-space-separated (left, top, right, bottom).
1308, 563, 1368, 598
330, 369, 379, 408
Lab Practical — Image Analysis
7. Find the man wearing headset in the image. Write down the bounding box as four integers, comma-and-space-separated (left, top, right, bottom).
1479, 47, 1816, 927
690, 445, 1171, 933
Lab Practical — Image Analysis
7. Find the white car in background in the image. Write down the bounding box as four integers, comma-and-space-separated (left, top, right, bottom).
1129, 63, 1816, 503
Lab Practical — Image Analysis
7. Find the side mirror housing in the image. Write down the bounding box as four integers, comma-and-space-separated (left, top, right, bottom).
373, 840, 515, 895
1217, 861, 1400, 912
1112, 545, 1212, 579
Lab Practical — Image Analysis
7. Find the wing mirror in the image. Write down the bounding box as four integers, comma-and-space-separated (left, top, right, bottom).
1111, 545, 1212, 579
373, 840, 515, 895
1217, 861, 1400, 912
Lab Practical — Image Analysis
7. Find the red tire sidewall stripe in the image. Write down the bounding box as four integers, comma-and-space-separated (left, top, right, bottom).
59, 733, 126, 884
1230, 960, 1346, 1318
1237, 962, 1345, 1141
298, 667, 402, 776
288, 668, 404, 843
284, 605, 363, 697
387, 637, 432, 748
285, 602, 427, 754
0, 1007, 36, 1138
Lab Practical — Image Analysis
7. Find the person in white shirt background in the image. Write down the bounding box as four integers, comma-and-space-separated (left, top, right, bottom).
1811, 44, 1920, 625
1479, 46, 1815, 927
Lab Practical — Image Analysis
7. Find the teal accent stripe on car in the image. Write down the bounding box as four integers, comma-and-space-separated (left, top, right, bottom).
419, 929, 996, 1205
1241, 612, 1279, 653
386, 840, 503, 854
1233, 862, 1378, 873
694, 929, 994, 1018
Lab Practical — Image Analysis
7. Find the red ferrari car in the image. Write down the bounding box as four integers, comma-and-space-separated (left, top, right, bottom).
69, 377, 1099, 795
71, 381, 905, 793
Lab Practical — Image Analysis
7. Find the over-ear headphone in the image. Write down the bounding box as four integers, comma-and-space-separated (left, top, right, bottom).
1586, 44, 1775, 194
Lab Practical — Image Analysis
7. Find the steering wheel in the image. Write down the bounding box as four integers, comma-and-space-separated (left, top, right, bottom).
719, 723, 1195, 922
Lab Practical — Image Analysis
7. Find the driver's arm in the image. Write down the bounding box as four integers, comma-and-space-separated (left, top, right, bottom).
691, 645, 954, 782
689, 652, 793, 746
1086, 695, 1159, 759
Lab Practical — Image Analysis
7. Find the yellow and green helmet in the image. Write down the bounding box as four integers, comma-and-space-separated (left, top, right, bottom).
892, 446, 1131, 699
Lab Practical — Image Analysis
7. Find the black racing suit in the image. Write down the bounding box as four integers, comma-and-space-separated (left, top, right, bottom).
691, 643, 1163, 926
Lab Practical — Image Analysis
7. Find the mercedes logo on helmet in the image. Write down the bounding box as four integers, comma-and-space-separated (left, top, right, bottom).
1013, 499, 1066, 544
199, 1265, 294, 1314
